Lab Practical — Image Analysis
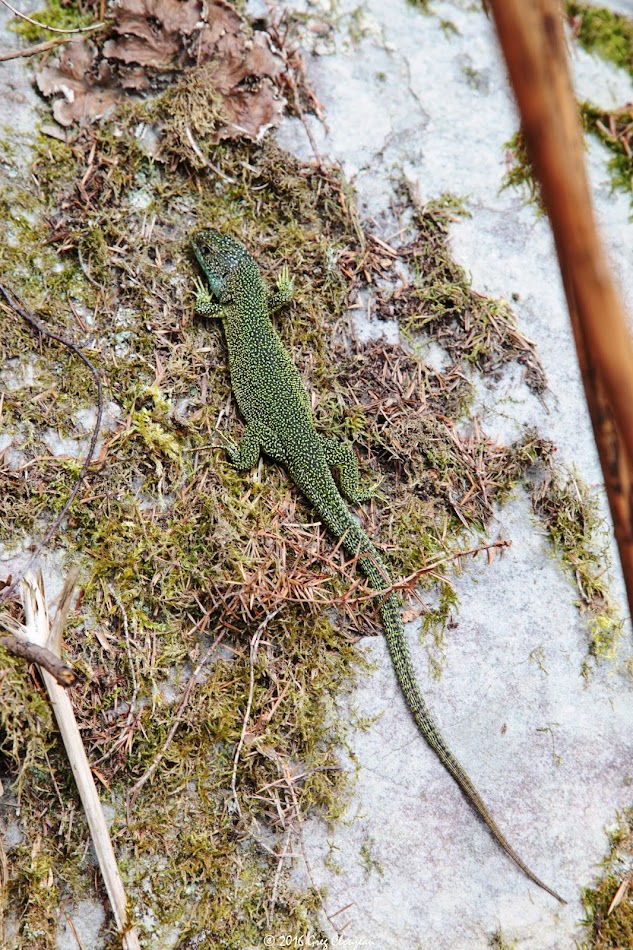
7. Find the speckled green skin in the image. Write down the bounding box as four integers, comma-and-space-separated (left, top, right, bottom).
192, 229, 564, 904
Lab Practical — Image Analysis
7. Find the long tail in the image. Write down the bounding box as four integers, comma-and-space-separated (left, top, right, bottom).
378, 588, 565, 903
300, 469, 565, 902
344, 519, 566, 903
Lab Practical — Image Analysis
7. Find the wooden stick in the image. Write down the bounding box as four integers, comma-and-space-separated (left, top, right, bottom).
0, 632, 77, 686
21, 571, 141, 950
0, 36, 67, 62
488, 0, 633, 614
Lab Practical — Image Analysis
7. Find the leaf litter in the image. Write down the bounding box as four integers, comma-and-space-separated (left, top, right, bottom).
36, 0, 287, 139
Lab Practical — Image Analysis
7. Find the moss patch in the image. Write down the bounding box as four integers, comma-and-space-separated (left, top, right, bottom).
375, 192, 546, 392
568, 4, 633, 205
581, 101, 633, 206
530, 465, 622, 670
567, 3, 633, 78
581, 810, 633, 949
489, 930, 518, 950
7, 0, 99, 42
501, 129, 543, 212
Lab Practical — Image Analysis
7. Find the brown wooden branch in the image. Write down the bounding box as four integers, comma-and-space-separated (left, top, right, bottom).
0, 37, 67, 62
0, 565, 81, 686
0, 634, 78, 686
488, 0, 633, 615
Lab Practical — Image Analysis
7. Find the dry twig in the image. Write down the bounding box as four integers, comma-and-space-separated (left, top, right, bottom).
0, 0, 104, 34
20, 569, 141, 950
0, 36, 67, 61
230, 607, 283, 818
0, 630, 77, 686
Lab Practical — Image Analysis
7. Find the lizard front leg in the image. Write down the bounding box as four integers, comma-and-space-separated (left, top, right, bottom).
222, 424, 261, 471
194, 277, 227, 318
266, 265, 295, 313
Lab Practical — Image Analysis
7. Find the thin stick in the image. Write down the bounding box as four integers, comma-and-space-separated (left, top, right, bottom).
127, 628, 228, 809
0, 632, 77, 686
109, 588, 139, 715
345, 537, 511, 605
21, 571, 141, 950
0, 0, 104, 34
268, 826, 292, 923
0, 284, 103, 607
231, 608, 282, 818
0, 36, 66, 61
488, 0, 633, 615
183, 126, 237, 183
86, 590, 142, 769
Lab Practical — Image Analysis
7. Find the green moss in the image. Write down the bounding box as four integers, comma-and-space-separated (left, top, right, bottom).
564, 5, 633, 205
378, 191, 547, 392
501, 129, 544, 212
0, 653, 54, 793
581, 810, 633, 949
581, 101, 633, 206
110, 610, 350, 944
530, 465, 622, 667
489, 930, 518, 950
461, 64, 486, 90
359, 836, 384, 877
141, 64, 230, 169
440, 19, 459, 37
566, 3, 633, 78
8, 0, 100, 42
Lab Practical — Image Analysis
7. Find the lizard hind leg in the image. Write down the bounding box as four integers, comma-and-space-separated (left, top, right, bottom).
319, 435, 373, 505
223, 422, 287, 471
222, 423, 262, 471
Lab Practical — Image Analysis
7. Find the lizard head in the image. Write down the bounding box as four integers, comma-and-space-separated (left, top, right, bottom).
192, 229, 262, 303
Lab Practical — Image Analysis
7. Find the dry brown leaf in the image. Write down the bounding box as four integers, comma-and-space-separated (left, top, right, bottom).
36, 39, 121, 127
219, 84, 283, 142
212, 31, 285, 92
103, 0, 201, 69
115, 0, 202, 38
35, 0, 287, 140
195, 0, 243, 57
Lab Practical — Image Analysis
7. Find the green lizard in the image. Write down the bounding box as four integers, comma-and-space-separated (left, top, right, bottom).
192, 228, 565, 904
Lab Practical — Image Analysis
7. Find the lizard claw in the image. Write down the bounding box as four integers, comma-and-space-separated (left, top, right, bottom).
276, 265, 295, 301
